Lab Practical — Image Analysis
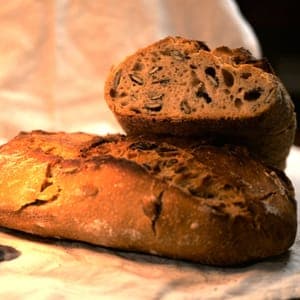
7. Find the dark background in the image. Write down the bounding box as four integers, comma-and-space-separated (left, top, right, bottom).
236, 0, 300, 143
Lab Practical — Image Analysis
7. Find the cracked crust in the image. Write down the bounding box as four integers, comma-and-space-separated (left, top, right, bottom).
104, 36, 296, 169
0, 131, 297, 266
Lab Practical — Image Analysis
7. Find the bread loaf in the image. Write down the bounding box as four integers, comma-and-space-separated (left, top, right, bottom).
0, 131, 296, 266
104, 36, 296, 169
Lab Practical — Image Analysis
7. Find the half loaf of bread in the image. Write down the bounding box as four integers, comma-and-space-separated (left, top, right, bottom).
0, 131, 296, 266
104, 36, 296, 169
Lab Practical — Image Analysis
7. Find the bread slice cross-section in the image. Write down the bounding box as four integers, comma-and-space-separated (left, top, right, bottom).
105, 36, 296, 169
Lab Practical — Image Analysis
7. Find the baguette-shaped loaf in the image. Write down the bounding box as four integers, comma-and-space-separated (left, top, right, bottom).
0, 131, 296, 266
104, 36, 296, 169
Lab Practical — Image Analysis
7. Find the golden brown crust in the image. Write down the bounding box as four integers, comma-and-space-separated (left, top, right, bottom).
0, 131, 296, 266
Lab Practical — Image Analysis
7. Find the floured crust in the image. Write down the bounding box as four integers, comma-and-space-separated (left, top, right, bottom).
0, 131, 296, 266
104, 36, 296, 169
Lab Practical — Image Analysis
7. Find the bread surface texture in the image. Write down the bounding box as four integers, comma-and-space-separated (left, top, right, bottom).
0, 131, 296, 266
104, 36, 296, 169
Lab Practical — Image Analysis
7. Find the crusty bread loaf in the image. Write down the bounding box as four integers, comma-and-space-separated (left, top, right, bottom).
0, 131, 296, 266
104, 36, 296, 169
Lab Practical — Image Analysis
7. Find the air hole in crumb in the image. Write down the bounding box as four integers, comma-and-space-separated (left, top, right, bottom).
120, 92, 127, 97
130, 108, 141, 114
234, 98, 243, 108
109, 89, 117, 98
205, 67, 216, 77
205, 67, 219, 86
196, 89, 212, 104
221, 69, 234, 87
241, 72, 252, 79
244, 88, 262, 101
132, 62, 144, 71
